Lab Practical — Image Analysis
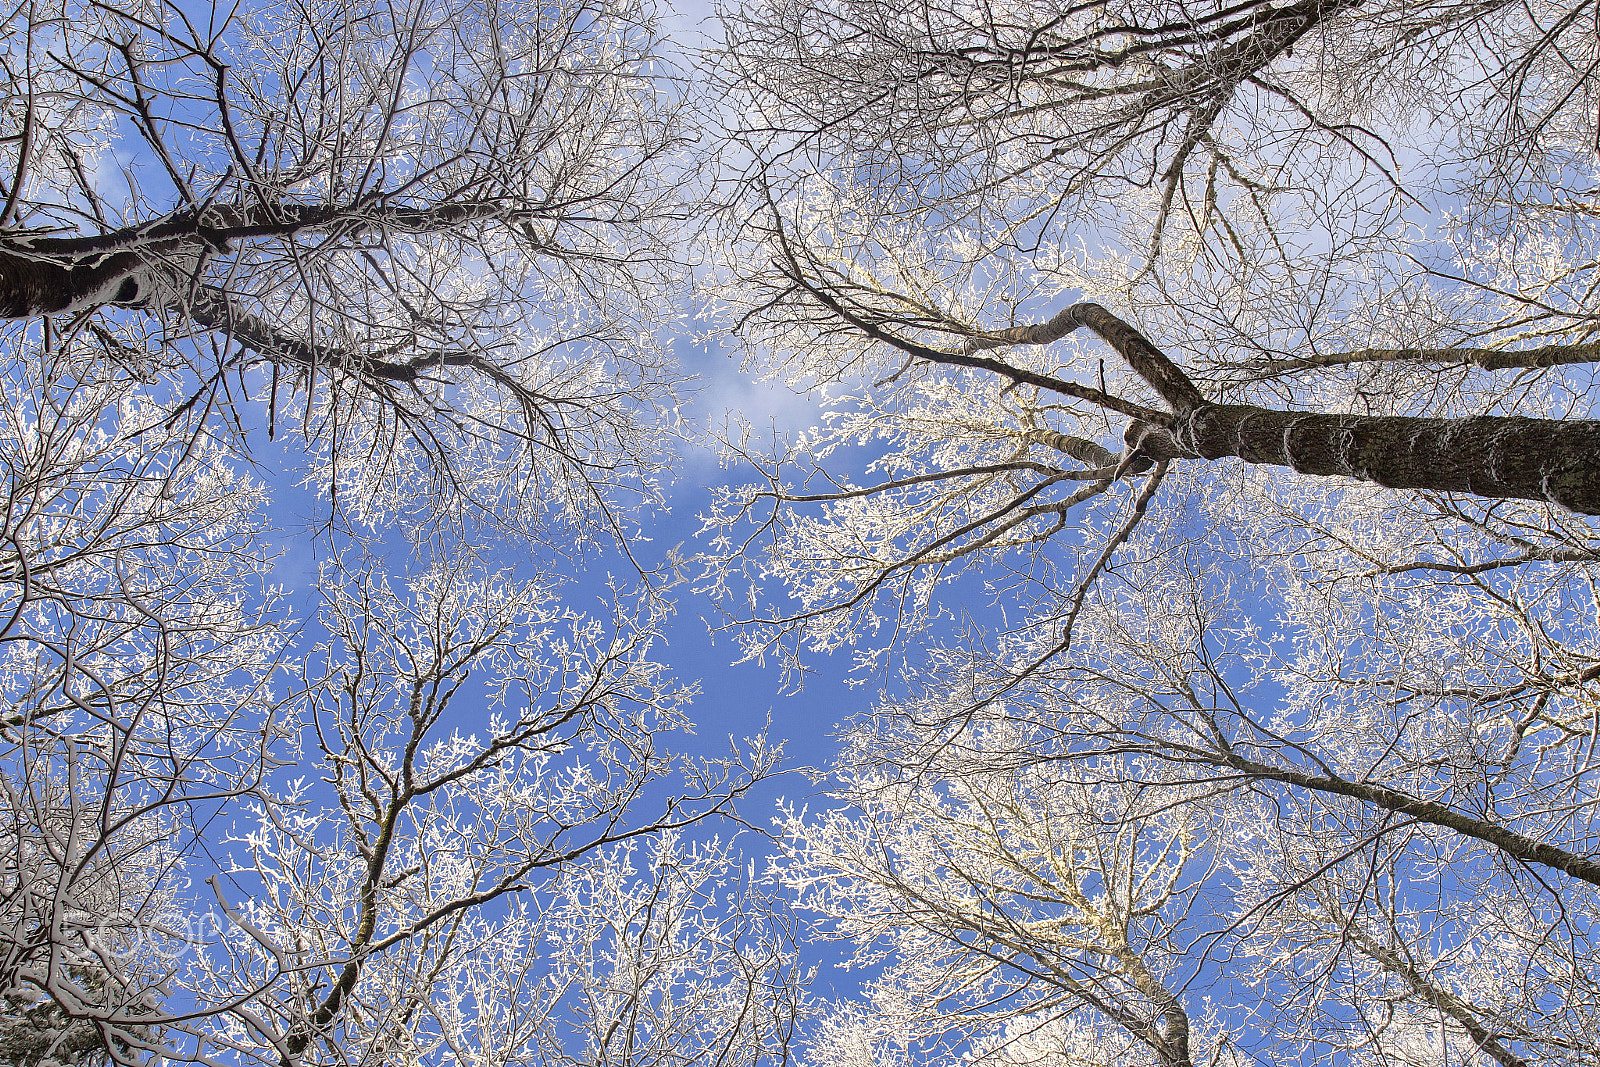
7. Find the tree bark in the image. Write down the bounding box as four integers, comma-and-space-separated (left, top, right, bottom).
0, 246, 153, 316
1208, 749, 1600, 886
1343, 926, 1532, 1067
1128, 406, 1600, 514
1038, 303, 1600, 514
1235, 341, 1600, 376
0, 199, 523, 319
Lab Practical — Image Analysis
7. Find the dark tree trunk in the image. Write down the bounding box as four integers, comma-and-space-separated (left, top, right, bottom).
0, 246, 151, 316
0, 199, 513, 320
1130, 405, 1600, 514
1028, 302, 1600, 514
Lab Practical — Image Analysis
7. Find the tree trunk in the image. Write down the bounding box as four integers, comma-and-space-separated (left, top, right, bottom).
0, 246, 153, 316
1129, 405, 1600, 513
0, 200, 517, 320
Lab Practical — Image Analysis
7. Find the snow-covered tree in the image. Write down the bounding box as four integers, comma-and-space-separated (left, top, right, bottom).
1, 0, 688, 531
0, 2, 804, 1063
703, 0, 1600, 655
173, 551, 795, 1067
0, 340, 283, 1064
775, 512, 1600, 1064
702, 2, 1600, 1065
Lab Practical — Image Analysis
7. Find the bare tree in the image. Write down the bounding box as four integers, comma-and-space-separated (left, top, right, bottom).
697, 0, 1600, 667
0, 3, 804, 1063
0, 424, 800, 1066
774, 506, 1600, 1066
713, 0, 1600, 303
2, 0, 690, 532
0, 341, 285, 1065
531, 833, 808, 1067
698, 3, 1600, 1065
777, 716, 1219, 1067
168, 550, 794, 1067
0, 540, 796, 1067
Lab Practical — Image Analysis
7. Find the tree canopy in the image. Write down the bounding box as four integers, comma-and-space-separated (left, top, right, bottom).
0, 1, 798, 1064
2, 0, 1599, 1064
697, 0, 1600, 1064
2, 0, 688, 535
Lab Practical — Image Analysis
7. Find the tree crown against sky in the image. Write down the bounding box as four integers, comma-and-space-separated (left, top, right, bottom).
3, 0, 1600, 1065
1, 0, 693, 540
0, 1, 806, 1065
694, 0, 1600, 1065
699, 0, 1600, 673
